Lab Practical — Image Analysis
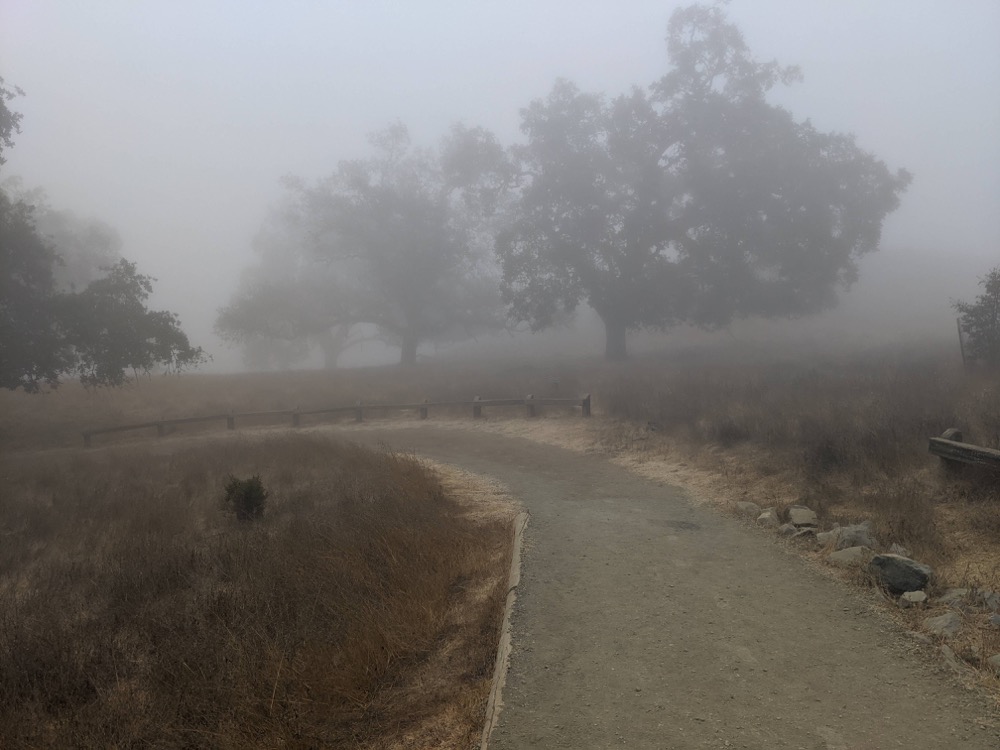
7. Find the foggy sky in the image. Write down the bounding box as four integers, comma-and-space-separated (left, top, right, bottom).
2, 1, 999, 368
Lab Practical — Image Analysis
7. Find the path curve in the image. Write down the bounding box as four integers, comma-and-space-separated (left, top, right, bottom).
341, 424, 997, 750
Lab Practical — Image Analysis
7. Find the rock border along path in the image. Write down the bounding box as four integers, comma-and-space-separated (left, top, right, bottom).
345, 425, 998, 750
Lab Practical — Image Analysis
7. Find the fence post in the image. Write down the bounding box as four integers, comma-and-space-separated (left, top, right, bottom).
226, 411, 235, 430
525, 394, 536, 417
292, 408, 300, 427
473, 396, 482, 419
355, 400, 364, 423
419, 399, 429, 420
581, 394, 591, 418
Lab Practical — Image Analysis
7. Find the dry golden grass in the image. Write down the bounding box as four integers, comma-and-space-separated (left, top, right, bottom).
592, 346, 999, 578
0, 432, 513, 749
2, 342, 997, 711
0, 363, 583, 454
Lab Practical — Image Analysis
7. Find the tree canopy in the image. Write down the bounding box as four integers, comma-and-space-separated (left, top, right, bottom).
0, 82, 204, 391
215, 206, 356, 369
955, 266, 1000, 368
497, 3, 912, 359
0, 77, 22, 167
222, 122, 507, 366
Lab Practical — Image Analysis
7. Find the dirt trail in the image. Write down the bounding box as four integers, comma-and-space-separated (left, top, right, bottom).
341, 424, 998, 750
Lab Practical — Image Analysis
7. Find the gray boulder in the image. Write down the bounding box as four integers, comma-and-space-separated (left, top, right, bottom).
924, 612, 961, 638
828, 546, 873, 568
816, 529, 840, 546
787, 505, 818, 527
757, 508, 779, 528
988, 654, 1000, 670
937, 588, 972, 611
834, 521, 877, 550
778, 523, 798, 537
869, 554, 933, 594
979, 590, 1000, 612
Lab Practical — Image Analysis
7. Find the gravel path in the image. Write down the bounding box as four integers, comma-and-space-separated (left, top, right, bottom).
344, 424, 998, 749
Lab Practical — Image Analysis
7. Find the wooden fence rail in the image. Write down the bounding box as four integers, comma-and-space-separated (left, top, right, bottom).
928, 428, 1000, 470
82, 394, 591, 447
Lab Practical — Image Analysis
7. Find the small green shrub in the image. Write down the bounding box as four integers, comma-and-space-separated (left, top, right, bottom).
223, 474, 268, 521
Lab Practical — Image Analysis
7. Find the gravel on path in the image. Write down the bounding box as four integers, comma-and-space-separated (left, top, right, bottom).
346, 425, 998, 750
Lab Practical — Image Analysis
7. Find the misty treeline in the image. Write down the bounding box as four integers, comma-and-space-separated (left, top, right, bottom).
218, 3, 911, 366
0, 77, 204, 392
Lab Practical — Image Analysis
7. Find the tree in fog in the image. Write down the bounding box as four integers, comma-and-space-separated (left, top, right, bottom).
0, 82, 204, 391
954, 266, 1000, 367
0, 77, 22, 166
2, 178, 122, 291
215, 205, 358, 369
244, 122, 508, 366
497, 3, 911, 360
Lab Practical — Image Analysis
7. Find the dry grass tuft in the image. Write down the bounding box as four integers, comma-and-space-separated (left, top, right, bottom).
0, 433, 512, 748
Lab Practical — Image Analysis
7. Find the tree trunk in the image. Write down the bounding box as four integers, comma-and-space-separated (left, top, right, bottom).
400, 333, 418, 366
604, 319, 628, 361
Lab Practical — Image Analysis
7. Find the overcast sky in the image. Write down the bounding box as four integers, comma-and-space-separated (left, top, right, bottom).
2, 1, 999, 366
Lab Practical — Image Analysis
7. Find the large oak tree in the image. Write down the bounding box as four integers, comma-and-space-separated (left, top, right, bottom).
222, 123, 508, 366
497, 3, 912, 359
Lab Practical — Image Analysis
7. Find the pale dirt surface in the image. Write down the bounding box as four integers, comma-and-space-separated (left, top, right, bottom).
337, 423, 999, 750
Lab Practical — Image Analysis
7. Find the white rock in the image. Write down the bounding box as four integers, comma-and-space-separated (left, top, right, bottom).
756, 508, 779, 528
899, 590, 927, 608
787, 505, 818, 527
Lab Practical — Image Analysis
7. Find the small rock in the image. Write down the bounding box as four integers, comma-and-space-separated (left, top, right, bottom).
828, 546, 873, 568
734, 501, 761, 518
756, 508, 779, 528
924, 611, 962, 638
988, 654, 1000, 670
834, 521, 877, 550
989, 614, 1000, 628
937, 588, 973, 611
899, 590, 928, 608
778, 523, 798, 537
888, 542, 910, 557
787, 505, 818, 527
816, 529, 841, 546
869, 554, 933, 595
939, 644, 973, 674
979, 590, 1000, 612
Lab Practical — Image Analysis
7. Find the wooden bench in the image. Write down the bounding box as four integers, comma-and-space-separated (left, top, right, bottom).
928, 428, 1000, 470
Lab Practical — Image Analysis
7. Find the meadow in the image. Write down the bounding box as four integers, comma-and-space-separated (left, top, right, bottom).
1, 341, 998, 741
0, 432, 513, 748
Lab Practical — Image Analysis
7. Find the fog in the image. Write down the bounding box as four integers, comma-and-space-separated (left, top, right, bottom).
3, 1, 999, 370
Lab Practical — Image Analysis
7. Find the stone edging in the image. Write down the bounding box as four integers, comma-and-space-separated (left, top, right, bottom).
480, 510, 529, 750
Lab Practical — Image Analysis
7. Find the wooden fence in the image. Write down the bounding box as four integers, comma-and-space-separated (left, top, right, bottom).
82, 394, 591, 447
928, 428, 1000, 470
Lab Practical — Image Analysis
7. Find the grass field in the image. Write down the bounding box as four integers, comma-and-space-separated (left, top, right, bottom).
2, 341, 998, 735
0, 432, 513, 748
